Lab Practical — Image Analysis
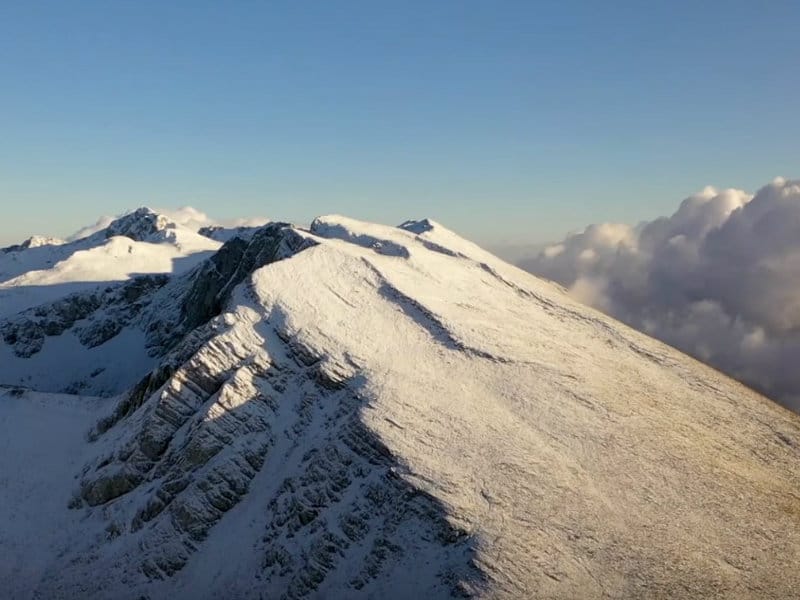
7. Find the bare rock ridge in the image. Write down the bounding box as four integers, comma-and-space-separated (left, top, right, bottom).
177, 222, 313, 333
2, 275, 168, 357
198, 224, 265, 243
0, 211, 799, 599
101, 207, 177, 243
70, 299, 481, 599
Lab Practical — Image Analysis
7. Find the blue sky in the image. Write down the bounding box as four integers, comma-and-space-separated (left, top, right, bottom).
1, 0, 797, 247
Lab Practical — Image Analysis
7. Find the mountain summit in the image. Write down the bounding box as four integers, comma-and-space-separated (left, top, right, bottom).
0, 213, 798, 599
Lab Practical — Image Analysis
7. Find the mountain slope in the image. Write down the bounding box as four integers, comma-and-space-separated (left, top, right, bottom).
0, 207, 219, 317
1, 214, 799, 599
0, 208, 225, 395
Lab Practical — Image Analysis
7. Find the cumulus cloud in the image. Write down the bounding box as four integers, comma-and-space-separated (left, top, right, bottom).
520, 177, 800, 411
488, 242, 549, 264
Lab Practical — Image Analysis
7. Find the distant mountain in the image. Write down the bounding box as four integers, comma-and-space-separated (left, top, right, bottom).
0, 208, 221, 395
198, 223, 267, 243
0, 210, 798, 599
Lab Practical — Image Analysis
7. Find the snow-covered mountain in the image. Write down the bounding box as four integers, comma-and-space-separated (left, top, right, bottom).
1, 210, 799, 599
0, 208, 223, 394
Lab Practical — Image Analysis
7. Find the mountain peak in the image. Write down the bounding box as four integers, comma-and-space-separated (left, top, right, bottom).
398, 218, 438, 234
1, 235, 64, 254
102, 207, 177, 243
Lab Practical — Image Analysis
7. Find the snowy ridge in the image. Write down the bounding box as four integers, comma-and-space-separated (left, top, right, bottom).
1, 213, 799, 598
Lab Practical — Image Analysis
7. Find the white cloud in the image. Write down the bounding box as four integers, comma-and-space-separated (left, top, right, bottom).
67, 215, 117, 241
153, 206, 214, 231
219, 215, 271, 228
520, 177, 800, 411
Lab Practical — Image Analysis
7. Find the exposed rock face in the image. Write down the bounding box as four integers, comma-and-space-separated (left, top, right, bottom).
177, 223, 314, 333
198, 224, 265, 242
69, 297, 481, 599
1, 275, 169, 358
0, 222, 312, 396
102, 207, 176, 243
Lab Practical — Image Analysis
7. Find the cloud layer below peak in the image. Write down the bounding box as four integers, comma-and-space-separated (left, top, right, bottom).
521, 177, 800, 411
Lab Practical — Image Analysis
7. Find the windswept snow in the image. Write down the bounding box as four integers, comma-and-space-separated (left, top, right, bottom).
0, 213, 799, 599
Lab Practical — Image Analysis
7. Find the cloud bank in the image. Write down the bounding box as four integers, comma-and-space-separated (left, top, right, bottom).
521, 177, 800, 411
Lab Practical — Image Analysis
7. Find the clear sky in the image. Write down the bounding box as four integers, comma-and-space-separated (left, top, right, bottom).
1, 0, 797, 247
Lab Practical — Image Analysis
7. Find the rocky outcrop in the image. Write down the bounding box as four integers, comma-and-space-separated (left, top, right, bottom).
0, 275, 169, 357
143, 222, 317, 354
102, 208, 176, 243
71, 288, 482, 598
0, 222, 315, 397
198, 224, 265, 242
179, 223, 310, 331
